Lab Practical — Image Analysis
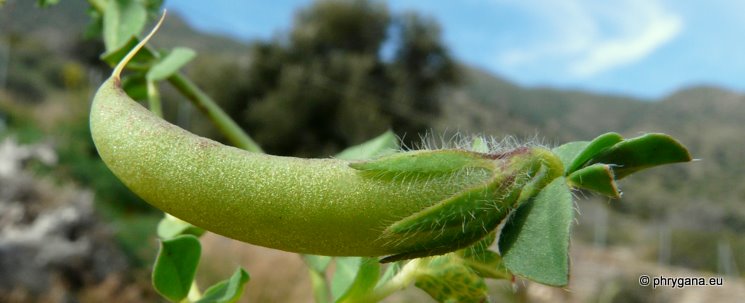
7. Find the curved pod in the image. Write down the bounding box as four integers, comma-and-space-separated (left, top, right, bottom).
89, 20, 562, 258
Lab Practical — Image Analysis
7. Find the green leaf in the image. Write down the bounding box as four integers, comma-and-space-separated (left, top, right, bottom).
552, 141, 588, 174
196, 268, 250, 303
461, 249, 510, 280
308, 268, 330, 303
152, 235, 201, 302
588, 133, 692, 179
302, 255, 333, 303
302, 254, 333, 273
144, 0, 164, 15
566, 132, 623, 174
100, 37, 156, 67
567, 164, 620, 198
499, 177, 573, 286
36, 0, 60, 7
147, 47, 197, 81
336, 130, 399, 160
103, 0, 148, 52
121, 73, 148, 101
330, 257, 362, 301
415, 255, 488, 303
457, 232, 512, 280
157, 214, 205, 239
83, 8, 104, 39
335, 258, 380, 303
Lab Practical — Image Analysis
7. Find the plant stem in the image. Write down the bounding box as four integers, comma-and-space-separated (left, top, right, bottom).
167, 73, 263, 153
147, 80, 163, 117
363, 259, 425, 302
184, 280, 202, 302
308, 269, 330, 303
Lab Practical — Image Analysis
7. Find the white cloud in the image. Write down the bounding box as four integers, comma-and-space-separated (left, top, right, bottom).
491, 0, 683, 78
570, 1, 682, 77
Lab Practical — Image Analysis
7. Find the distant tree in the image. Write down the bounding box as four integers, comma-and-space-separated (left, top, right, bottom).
206, 0, 458, 156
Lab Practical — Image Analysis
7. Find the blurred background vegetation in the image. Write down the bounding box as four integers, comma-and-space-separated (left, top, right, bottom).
1, 0, 743, 302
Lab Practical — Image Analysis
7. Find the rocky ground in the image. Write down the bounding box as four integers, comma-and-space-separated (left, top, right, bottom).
0, 137, 154, 303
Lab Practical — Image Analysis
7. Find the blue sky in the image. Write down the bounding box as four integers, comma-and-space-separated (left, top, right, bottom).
164, 0, 745, 100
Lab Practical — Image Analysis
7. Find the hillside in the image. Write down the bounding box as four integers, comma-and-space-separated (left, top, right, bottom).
0, 0, 249, 54
438, 67, 648, 141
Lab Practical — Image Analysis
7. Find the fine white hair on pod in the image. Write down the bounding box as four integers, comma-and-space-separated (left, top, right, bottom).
401, 130, 552, 155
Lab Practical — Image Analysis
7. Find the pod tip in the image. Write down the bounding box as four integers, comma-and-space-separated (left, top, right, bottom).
112, 10, 168, 80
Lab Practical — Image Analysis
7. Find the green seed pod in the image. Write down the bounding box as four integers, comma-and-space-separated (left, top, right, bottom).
90, 17, 564, 259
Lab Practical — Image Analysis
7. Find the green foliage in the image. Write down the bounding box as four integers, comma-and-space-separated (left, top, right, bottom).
667, 229, 745, 274
391, 234, 506, 303
101, 36, 154, 66
457, 233, 511, 280
332, 258, 380, 302
564, 132, 623, 174
414, 255, 488, 303
103, 0, 147, 52
588, 133, 692, 179
335, 130, 398, 160
0, 106, 44, 143
108, 214, 161, 267
153, 213, 248, 303
303, 254, 333, 274
147, 47, 196, 81
499, 177, 574, 286
195, 268, 250, 303
157, 214, 205, 239
153, 235, 202, 302
302, 254, 333, 303
567, 164, 619, 198
555, 132, 691, 197
36, 0, 59, 8
2, 40, 75, 102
